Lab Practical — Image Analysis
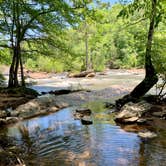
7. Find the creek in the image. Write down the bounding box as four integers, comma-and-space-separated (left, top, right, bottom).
1, 70, 166, 166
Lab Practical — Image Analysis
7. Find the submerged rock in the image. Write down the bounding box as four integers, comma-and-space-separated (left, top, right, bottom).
138, 131, 157, 139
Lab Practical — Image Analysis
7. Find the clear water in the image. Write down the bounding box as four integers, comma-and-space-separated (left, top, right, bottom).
6, 107, 139, 165
3, 102, 166, 166
1, 70, 165, 166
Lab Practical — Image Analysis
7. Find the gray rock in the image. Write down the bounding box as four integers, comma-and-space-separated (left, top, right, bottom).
115, 101, 151, 123
12, 94, 68, 119
137, 118, 147, 123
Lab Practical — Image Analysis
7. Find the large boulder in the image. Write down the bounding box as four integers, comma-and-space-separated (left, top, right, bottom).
115, 101, 151, 123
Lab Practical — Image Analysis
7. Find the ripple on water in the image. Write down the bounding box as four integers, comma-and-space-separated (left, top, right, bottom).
5, 107, 166, 166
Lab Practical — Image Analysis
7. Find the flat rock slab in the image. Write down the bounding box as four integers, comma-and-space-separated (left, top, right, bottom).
12, 94, 69, 119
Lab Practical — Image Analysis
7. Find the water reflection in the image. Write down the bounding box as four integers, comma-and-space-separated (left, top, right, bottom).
3, 105, 166, 166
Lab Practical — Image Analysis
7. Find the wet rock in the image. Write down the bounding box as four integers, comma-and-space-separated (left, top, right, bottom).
73, 113, 84, 120
121, 124, 146, 132
136, 118, 147, 124
115, 101, 151, 123
6, 117, 19, 124
123, 117, 139, 123
49, 106, 59, 112
76, 108, 92, 116
81, 116, 93, 125
138, 131, 157, 139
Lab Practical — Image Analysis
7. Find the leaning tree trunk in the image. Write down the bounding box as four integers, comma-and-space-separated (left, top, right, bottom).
20, 54, 25, 86
13, 46, 19, 87
116, 0, 158, 109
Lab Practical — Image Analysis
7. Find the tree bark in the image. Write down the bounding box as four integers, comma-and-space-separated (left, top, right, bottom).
116, 0, 158, 109
13, 46, 19, 87
85, 30, 89, 71
8, 49, 16, 88
20, 54, 25, 86
8, 45, 21, 88
85, 21, 90, 71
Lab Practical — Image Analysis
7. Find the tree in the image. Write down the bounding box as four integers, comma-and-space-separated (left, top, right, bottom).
0, 0, 82, 87
116, 0, 164, 109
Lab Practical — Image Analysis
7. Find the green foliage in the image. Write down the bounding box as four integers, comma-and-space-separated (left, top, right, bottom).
0, 1, 165, 74
25, 56, 64, 73
0, 49, 11, 65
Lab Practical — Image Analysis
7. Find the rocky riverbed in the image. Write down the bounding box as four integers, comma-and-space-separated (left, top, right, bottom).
0, 69, 165, 128
0, 69, 166, 166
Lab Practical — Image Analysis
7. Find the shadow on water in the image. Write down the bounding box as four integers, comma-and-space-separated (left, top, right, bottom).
1, 102, 166, 166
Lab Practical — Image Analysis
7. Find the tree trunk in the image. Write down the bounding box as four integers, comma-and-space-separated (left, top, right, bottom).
116, 0, 158, 109
8, 49, 16, 87
13, 46, 19, 87
20, 54, 25, 86
8, 44, 21, 88
90, 48, 93, 70
85, 30, 89, 71
85, 21, 90, 71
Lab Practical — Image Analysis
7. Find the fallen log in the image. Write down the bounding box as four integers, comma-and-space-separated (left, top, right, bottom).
68, 71, 95, 78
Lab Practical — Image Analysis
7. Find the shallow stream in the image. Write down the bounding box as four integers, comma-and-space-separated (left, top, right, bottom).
1, 70, 166, 166
2, 101, 166, 166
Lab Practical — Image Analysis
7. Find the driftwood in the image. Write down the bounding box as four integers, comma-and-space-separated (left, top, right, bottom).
68, 71, 95, 78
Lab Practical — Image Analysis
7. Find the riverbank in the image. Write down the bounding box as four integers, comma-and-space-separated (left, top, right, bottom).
0, 68, 158, 127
